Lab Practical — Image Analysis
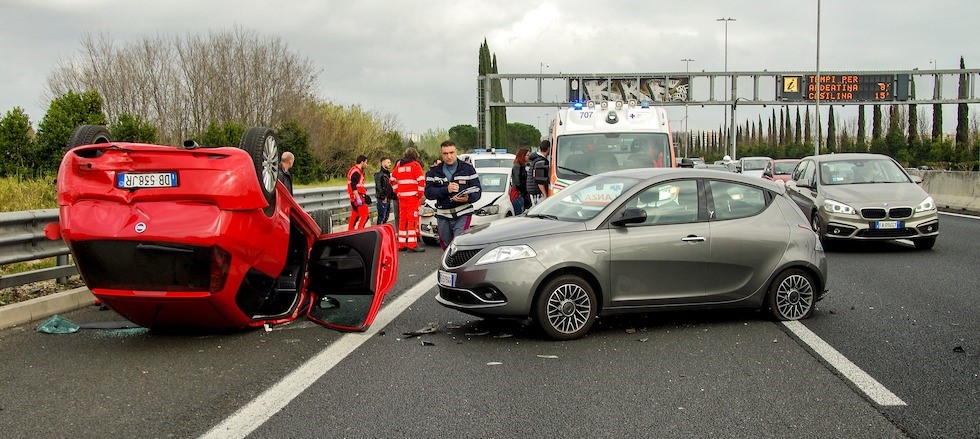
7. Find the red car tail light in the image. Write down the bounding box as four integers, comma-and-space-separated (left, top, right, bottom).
209, 246, 232, 293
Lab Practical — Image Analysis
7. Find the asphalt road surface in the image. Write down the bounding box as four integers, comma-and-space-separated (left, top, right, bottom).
0, 213, 976, 438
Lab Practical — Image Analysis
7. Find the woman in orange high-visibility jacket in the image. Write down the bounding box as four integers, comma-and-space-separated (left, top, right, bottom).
390, 148, 426, 252
346, 155, 370, 230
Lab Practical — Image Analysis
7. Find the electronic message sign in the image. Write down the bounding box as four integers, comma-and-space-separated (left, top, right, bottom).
568, 77, 691, 103
778, 74, 909, 102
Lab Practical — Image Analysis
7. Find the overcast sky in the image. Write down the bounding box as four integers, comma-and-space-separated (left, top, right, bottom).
2, 0, 978, 138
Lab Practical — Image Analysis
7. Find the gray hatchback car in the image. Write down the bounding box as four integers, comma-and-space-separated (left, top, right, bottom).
435, 169, 828, 340
784, 153, 939, 250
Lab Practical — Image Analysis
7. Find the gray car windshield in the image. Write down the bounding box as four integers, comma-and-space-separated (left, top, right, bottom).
526, 174, 640, 221
819, 159, 910, 185
741, 159, 770, 171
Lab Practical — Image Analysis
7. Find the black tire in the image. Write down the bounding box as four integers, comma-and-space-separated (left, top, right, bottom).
66, 125, 112, 151
310, 209, 332, 233
534, 274, 597, 340
912, 236, 936, 250
421, 236, 439, 246
810, 211, 825, 243
766, 268, 816, 321
239, 127, 279, 217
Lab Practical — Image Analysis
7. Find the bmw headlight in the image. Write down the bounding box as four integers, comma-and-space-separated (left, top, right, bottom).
420, 205, 436, 217
475, 205, 499, 216
915, 196, 936, 213
823, 199, 856, 215
474, 245, 536, 266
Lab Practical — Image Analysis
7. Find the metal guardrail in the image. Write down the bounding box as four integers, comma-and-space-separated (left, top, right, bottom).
0, 184, 371, 289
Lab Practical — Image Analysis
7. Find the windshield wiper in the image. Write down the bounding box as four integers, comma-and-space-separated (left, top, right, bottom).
557, 166, 590, 176
526, 213, 560, 220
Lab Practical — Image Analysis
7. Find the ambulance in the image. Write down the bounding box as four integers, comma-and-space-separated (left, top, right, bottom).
547, 100, 676, 194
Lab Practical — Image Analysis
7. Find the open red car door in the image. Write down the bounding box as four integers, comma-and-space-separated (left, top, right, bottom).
304, 224, 398, 331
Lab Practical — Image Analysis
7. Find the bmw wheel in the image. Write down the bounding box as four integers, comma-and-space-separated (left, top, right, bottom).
766, 269, 816, 321
810, 212, 825, 242
534, 274, 597, 340
239, 127, 279, 217
67, 125, 112, 151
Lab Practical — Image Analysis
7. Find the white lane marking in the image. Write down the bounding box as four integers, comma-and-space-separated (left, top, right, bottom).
200, 272, 437, 439
782, 320, 907, 407
940, 211, 979, 220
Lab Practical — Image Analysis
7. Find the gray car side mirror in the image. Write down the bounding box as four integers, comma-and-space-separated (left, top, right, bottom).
611, 207, 647, 226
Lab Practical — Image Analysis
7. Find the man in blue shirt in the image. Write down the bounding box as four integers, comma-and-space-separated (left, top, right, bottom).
424, 141, 482, 249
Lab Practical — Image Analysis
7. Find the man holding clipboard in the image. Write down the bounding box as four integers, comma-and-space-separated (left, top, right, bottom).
424, 141, 482, 250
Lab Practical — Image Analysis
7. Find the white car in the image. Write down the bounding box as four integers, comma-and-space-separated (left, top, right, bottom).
739, 156, 774, 179
420, 166, 516, 246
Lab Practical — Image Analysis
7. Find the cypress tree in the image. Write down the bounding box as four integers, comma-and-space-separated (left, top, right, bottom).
804, 107, 812, 145
795, 107, 802, 145
885, 105, 904, 158
826, 106, 836, 152
955, 56, 971, 158
932, 104, 942, 140
784, 107, 793, 146
490, 54, 508, 149
872, 105, 882, 140
857, 105, 867, 150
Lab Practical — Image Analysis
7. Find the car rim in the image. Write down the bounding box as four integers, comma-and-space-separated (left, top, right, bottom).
261, 135, 278, 193
546, 283, 591, 334
811, 215, 821, 234
775, 274, 813, 319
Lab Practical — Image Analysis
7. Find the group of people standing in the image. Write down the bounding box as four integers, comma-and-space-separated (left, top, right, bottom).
509, 140, 551, 215
344, 141, 482, 253
279, 140, 552, 251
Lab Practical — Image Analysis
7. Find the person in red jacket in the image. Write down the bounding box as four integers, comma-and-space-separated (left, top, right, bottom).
346, 155, 370, 230
390, 148, 426, 252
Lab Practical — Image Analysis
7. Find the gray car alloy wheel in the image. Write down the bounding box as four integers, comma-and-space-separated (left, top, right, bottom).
261, 135, 278, 194
768, 269, 815, 320
535, 275, 597, 340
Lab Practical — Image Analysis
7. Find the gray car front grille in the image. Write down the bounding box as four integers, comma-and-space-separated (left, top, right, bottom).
445, 249, 481, 267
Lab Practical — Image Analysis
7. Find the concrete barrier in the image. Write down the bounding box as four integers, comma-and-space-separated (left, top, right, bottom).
908, 170, 980, 215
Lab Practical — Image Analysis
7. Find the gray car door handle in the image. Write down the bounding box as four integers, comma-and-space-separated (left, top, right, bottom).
681, 236, 706, 243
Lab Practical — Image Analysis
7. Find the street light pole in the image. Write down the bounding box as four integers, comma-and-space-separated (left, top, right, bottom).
681, 58, 695, 158
717, 17, 736, 159
814, 1, 821, 156
540, 62, 549, 74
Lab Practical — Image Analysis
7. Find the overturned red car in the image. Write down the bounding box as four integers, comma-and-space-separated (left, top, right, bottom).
47, 125, 397, 331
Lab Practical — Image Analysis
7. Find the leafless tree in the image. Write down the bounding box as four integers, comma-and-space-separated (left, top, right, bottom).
46, 27, 319, 146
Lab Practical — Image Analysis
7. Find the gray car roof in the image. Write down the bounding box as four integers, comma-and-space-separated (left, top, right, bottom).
597, 168, 786, 194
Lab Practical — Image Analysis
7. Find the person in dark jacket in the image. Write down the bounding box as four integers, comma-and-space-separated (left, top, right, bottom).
424, 141, 481, 249
525, 140, 551, 206
511, 147, 529, 215
374, 157, 395, 225
278, 151, 294, 195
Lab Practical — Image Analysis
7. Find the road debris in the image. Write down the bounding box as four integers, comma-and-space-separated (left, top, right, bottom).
403, 322, 440, 338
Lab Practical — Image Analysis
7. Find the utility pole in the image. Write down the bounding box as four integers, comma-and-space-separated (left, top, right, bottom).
815, 1, 822, 155
681, 58, 695, 158
717, 17, 736, 159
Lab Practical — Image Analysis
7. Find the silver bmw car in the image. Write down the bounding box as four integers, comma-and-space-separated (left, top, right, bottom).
435, 168, 828, 340
784, 153, 940, 250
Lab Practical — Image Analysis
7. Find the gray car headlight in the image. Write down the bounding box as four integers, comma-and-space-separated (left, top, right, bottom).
823, 199, 856, 216
915, 196, 936, 213
475, 245, 536, 266
475, 205, 499, 216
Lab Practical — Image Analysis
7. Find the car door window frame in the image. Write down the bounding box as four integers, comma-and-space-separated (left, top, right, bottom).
707, 180, 771, 221
611, 178, 702, 227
